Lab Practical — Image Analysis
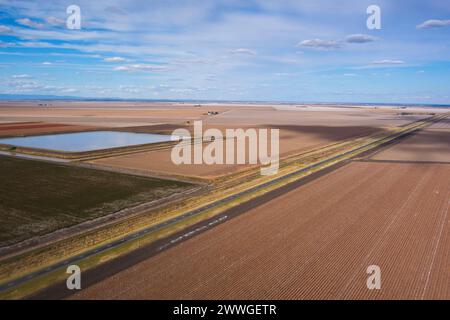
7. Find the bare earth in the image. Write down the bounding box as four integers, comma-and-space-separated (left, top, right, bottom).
0, 101, 448, 299
0, 122, 94, 137
3, 102, 417, 179
0, 102, 440, 129
71, 161, 450, 300
78, 104, 433, 179
372, 128, 450, 163
89, 124, 380, 179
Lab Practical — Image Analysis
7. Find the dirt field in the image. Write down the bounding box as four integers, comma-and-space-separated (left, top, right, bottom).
0, 156, 192, 247
206, 107, 432, 127
0, 122, 95, 137
372, 128, 450, 163
428, 117, 450, 129
1, 103, 444, 179
89, 124, 380, 179
71, 161, 450, 299
0, 102, 440, 129
1, 102, 437, 179
0, 102, 226, 128
0, 103, 439, 175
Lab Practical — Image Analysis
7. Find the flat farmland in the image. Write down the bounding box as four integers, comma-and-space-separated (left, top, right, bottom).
0, 122, 94, 137
72, 161, 450, 299
89, 123, 380, 179
0, 107, 209, 127
81, 106, 436, 179
204, 107, 433, 127
0, 102, 440, 129
372, 127, 450, 163
428, 117, 450, 129
0, 156, 192, 247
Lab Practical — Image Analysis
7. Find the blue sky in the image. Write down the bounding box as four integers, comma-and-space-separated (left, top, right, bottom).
0, 0, 449, 104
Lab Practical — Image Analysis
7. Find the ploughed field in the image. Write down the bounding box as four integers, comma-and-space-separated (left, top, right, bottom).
78, 106, 437, 179
0, 102, 441, 179
0, 156, 192, 247
89, 124, 381, 179
0, 122, 94, 137
72, 161, 450, 299
372, 127, 450, 163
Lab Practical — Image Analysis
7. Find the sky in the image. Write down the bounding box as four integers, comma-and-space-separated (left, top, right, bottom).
0, 0, 449, 104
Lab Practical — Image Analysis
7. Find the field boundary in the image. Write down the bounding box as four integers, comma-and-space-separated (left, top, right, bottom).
0, 185, 203, 259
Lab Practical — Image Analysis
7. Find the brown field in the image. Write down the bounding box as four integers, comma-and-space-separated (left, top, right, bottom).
0, 106, 208, 128
0, 102, 443, 179
0, 122, 94, 137
71, 161, 450, 300
205, 106, 432, 127
372, 127, 450, 163
81, 105, 432, 179
0, 102, 448, 299
428, 117, 450, 129
89, 124, 380, 179
0, 102, 440, 129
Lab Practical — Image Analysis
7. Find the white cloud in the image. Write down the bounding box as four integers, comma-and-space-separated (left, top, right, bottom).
372, 59, 405, 65
0, 25, 12, 33
12, 74, 32, 79
104, 56, 126, 62
114, 64, 166, 72
16, 18, 44, 29
0, 41, 14, 48
118, 85, 146, 94
6, 79, 43, 91
42, 61, 52, 65
45, 17, 65, 26
298, 34, 379, 50
59, 88, 78, 93
297, 39, 341, 49
345, 34, 378, 43
417, 19, 450, 29
275, 72, 297, 76
228, 48, 257, 55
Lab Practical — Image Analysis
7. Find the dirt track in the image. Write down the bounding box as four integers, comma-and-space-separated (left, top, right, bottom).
71, 161, 450, 300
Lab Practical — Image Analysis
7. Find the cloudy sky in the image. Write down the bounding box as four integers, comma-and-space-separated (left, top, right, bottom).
0, 0, 449, 104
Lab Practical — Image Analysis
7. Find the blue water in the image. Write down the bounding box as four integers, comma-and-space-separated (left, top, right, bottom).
0, 131, 177, 152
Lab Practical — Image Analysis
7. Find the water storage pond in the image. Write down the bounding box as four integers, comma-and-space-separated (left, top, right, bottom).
0, 131, 177, 152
